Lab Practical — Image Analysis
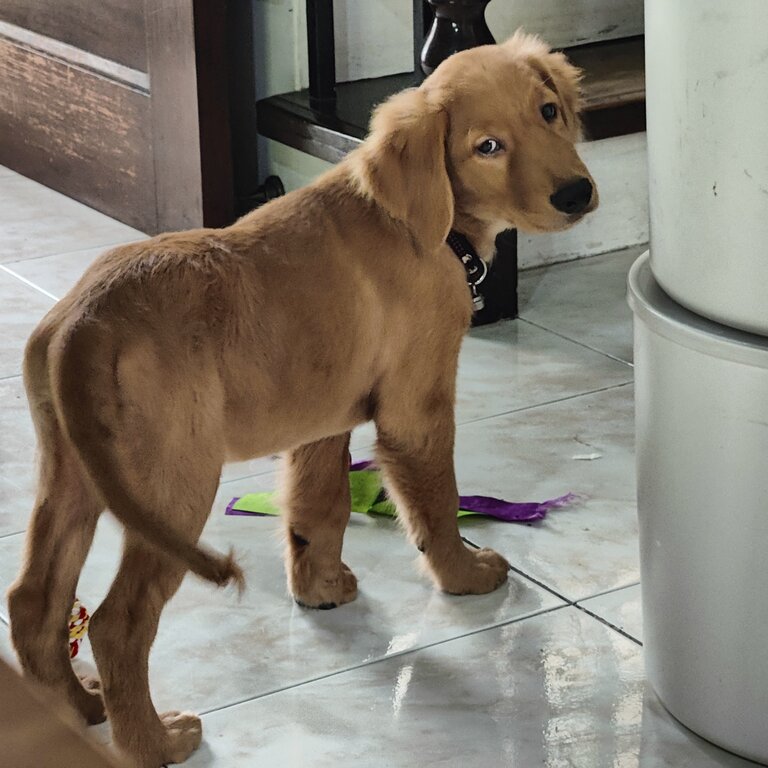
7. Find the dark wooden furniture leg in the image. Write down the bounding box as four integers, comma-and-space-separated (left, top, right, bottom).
307, 0, 336, 108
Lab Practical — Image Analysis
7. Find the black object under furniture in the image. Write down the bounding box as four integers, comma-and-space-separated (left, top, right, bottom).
255, 1, 646, 324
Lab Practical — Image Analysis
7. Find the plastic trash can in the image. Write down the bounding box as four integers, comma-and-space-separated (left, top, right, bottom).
629, 251, 768, 765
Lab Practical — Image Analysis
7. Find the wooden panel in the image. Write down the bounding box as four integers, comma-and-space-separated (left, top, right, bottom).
0, 38, 156, 232
226, 0, 261, 214
142, 0, 236, 231
258, 98, 359, 164
569, 37, 645, 110
144, 0, 203, 232
0, 0, 147, 71
193, 0, 234, 227
571, 36, 646, 139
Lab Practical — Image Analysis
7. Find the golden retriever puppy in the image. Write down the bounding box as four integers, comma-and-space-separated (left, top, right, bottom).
8, 31, 597, 767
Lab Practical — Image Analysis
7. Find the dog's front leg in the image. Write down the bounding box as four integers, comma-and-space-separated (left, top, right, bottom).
375, 398, 509, 595
282, 433, 358, 609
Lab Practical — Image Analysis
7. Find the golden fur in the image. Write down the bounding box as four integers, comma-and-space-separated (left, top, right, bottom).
8, 32, 596, 767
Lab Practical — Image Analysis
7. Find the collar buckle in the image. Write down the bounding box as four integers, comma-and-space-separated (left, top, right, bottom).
446, 230, 488, 311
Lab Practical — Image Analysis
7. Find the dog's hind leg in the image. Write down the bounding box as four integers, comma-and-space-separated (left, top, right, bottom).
8, 319, 106, 724
283, 433, 357, 609
8, 412, 105, 724
90, 537, 205, 768
89, 432, 221, 768
87, 460, 220, 768
374, 388, 510, 596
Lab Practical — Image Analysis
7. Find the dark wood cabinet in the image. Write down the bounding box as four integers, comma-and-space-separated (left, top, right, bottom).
0, 0, 233, 234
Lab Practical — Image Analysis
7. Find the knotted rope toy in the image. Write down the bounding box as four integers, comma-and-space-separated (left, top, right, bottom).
226, 459, 582, 522
68, 598, 90, 659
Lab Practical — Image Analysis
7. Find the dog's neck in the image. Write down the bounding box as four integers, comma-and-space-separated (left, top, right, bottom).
450, 213, 512, 262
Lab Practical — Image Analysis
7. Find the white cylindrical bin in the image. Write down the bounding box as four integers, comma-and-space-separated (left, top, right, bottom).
645, 0, 768, 336
630, 252, 768, 765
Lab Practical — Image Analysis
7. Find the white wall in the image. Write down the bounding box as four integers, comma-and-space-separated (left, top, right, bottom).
334, 0, 413, 81
252, 1, 307, 96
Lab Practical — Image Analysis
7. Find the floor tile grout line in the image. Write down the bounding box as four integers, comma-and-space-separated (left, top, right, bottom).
0, 263, 59, 301
0, 529, 25, 542
219, 442, 377, 486
574, 603, 642, 647
219, 467, 282, 486
518, 244, 647, 279
455, 380, 634, 431
466, 536, 641, 615
3, 375, 631, 497
518, 316, 635, 368
196, 602, 571, 717
1, 235, 147, 268
214, 380, 632, 492
460, 534, 573, 605
575, 581, 641, 604
506, 564, 575, 606
1, 453, 376, 542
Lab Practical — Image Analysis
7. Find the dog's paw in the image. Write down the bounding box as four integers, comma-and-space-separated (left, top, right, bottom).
438, 547, 510, 596
292, 561, 358, 610
157, 711, 203, 766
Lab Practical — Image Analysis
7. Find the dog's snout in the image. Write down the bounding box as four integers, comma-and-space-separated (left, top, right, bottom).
550, 177, 593, 215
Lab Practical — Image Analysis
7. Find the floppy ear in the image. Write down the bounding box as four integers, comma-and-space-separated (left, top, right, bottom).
533, 50, 584, 137
352, 88, 454, 254
503, 30, 584, 138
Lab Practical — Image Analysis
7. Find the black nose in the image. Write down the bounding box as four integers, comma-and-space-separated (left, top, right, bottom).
550, 177, 593, 215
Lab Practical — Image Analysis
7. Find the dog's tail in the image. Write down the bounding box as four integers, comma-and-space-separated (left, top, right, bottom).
50, 320, 245, 592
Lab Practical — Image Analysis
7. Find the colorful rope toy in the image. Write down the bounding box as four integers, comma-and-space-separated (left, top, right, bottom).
68, 599, 90, 659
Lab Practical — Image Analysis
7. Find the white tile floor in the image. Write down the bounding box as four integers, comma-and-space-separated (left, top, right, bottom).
0, 169, 758, 767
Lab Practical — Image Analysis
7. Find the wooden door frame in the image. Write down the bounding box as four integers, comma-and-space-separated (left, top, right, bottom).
144, 0, 234, 232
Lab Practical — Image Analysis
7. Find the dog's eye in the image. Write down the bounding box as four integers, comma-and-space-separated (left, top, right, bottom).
476, 138, 503, 156
541, 103, 558, 123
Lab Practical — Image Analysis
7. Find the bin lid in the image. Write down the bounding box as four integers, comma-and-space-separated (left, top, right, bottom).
628, 251, 768, 368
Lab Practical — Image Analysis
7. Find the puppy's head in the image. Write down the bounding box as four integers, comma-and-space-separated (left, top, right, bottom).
353, 31, 598, 254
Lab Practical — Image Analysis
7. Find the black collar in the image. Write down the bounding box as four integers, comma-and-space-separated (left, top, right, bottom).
446, 230, 488, 311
